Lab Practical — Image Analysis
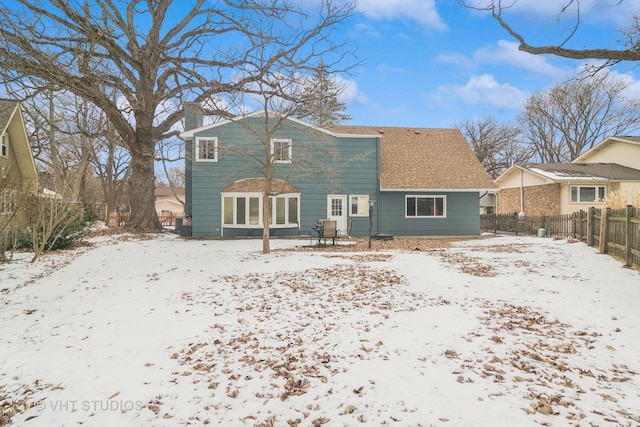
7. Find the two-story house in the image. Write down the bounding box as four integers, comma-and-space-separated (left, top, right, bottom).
179, 108, 496, 238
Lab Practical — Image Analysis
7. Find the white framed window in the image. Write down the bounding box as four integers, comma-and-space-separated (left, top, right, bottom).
195, 137, 218, 162
1, 133, 8, 158
405, 195, 446, 218
349, 195, 370, 217
271, 138, 292, 163
222, 193, 299, 227
570, 185, 606, 203
1, 190, 15, 214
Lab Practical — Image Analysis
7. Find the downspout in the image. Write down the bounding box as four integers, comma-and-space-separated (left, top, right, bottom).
519, 168, 524, 215
376, 136, 381, 234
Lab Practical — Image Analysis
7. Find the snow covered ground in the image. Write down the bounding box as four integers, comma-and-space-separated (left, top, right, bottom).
1, 232, 639, 426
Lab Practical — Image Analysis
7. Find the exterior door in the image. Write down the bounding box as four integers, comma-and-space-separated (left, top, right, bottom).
327, 195, 348, 235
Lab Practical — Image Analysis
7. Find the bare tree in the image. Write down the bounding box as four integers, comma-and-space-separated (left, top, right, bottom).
455, 116, 529, 178
0, 0, 357, 232
88, 118, 131, 221
23, 194, 83, 263
0, 170, 23, 263
459, 1, 640, 66
222, 81, 345, 254
517, 72, 640, 162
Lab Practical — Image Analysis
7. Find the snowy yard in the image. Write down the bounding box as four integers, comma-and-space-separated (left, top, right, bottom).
1, 232, 639, 426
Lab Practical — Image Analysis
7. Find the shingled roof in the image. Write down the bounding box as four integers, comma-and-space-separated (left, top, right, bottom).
221, 178, 300, 194
517, 162, 640, 181
331, 126, 496, 191
0, 99, 19, 133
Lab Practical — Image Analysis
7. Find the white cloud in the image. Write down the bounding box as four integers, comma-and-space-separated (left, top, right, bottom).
337, 76, 369, 106
466, 0, 637, 26
352, 22, 383, 39
474, 40, 568, 80
432, 74, 528, 110
357, 0, 447, 31
436, 52, 477, 72
466, 0, 591, 16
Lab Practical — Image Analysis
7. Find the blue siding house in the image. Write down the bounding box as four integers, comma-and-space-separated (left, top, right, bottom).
180, 109, 496, 238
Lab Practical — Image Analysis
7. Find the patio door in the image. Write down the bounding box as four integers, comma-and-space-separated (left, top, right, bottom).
327, 195, 347, 235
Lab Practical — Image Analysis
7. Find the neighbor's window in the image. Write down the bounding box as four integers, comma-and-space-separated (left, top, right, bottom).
1, 190, 15, 214
195, 137, 218, 162
271, 138, 292, 163
1, 133, 7, 157
350, 195, 370, 217
406, 195, 446, 218
570, 186, 606, 203
222, 194, 299, 227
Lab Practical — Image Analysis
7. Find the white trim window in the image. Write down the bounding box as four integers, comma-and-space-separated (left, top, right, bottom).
195, 137, 218, 162
1, 133, 7, 158
271, 138, 292, 163
1, 190, 15, 214
222, 193, 299, 227
570, 185, 606, 203
405, 195, 446, 218
349, 195, 370, 217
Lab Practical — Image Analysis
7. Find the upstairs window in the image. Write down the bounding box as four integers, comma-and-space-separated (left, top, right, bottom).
570, 186, 606, 203
1, 133, 7, 157
195, 137, 218, 162
406, 195, 446, 218
271, 138, 292, 163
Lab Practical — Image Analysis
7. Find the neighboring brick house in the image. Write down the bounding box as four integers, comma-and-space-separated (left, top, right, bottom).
495, 136, 640, 216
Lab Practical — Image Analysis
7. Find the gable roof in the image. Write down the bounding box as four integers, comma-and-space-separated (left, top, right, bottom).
0, 99, 39, 189
497, 162, 640, 185
0, 99, 20, 133
180, 110, 374, 140
331, 126, 497, 191
574, 136, 640, 163
180, 111, 496, 191
155, 187, 185, 197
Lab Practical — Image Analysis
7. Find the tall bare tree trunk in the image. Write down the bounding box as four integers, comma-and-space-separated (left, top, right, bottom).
128, 142, 161, 231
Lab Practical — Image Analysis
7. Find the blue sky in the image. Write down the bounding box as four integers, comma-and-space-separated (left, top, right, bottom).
339, 0, 640, 128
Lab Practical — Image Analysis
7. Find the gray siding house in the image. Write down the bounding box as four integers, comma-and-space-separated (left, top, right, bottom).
180, 110, 496, 238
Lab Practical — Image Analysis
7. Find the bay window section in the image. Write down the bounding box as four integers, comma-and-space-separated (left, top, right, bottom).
236, 198, 246, 224
288, 198, 298, 224
249, 197, 260, 225
275, 197, 286, 224
223, 196, 234, 224
222, 193, 300, 227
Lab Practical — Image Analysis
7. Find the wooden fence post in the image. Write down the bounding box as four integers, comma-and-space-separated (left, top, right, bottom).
599, 207, 610, 254
592, 206, 596, 246
625, 205, 633, 267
